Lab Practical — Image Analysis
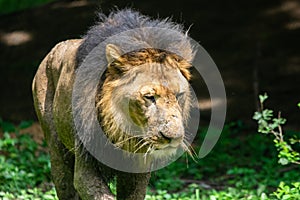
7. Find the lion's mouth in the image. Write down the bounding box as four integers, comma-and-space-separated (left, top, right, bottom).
149, 143, 182, 159
154, 141, 182, 150
145, 131, 183, 151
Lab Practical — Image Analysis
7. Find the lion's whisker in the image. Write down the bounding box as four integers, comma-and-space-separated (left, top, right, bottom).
184, 138, 197, 156
133, 141, 149, 153
115, 134, 145, 146
143, 144, 155, 163
143, 144, 152, 163
182, 138, 198, 162
134, 138, 146, 148
145, 144, 153, 155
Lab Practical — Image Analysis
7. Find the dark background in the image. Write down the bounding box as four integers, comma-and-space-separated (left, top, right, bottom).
0, 0, 299, 129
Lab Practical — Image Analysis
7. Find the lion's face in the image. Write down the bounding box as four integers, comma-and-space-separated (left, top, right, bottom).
127, 66, 189, 151
98, 44, 191, 157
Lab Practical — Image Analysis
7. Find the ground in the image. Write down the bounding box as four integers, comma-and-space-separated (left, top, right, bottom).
0, 0, 299, 131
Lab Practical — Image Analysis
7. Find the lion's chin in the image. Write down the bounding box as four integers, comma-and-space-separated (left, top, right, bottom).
150, 145, 180, 159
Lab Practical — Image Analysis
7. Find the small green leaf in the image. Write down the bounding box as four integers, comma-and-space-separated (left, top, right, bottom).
278, 157, 289, 165
262, 109, 273, 120
292, 182, 300, 188
269, 123, 279, 130
43, 194, 56, 200
298, 102, 300, 108
273, 117, 287, 125
253, 112, 262, 120
259, 93, 268, 104
260, 192, 268, 200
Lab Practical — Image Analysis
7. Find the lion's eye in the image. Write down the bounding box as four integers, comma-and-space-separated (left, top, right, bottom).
144, 95, 156, 104
176, 92, 185, 100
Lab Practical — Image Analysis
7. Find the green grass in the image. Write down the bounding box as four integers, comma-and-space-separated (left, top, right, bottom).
0, 119, 299, 199
146, 121, 300, 199
0, 118, 57, 200
0, 0, 55, 15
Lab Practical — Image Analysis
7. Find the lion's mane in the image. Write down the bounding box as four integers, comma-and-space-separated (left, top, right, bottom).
73, 9, 196, 155
77, 9, 195, 64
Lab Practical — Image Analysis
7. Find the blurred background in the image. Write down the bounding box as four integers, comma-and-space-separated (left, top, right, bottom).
0, 1, 300, 199
0, 0, 299, 129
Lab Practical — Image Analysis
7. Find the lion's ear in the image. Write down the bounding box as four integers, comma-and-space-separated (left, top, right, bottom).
106, 44, 122, 64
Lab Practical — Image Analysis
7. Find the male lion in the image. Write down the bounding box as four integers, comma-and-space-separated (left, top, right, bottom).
32, 9, 195, 200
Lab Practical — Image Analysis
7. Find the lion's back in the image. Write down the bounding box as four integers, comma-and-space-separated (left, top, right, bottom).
32, 39, 82, 150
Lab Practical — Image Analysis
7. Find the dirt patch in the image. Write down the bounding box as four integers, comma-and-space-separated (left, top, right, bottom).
0, 122, 43, 143
19, 122, 44, 144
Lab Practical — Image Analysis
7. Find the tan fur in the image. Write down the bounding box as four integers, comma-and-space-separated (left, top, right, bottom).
32, 9, 195, 199
96, 46, 192, 156
33, 40, 192, 200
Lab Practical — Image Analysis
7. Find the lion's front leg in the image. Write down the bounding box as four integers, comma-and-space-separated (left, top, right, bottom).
74, 142, 114, 200
116, 172, 151, 200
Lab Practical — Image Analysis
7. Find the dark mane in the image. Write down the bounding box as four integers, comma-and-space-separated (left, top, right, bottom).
76, 9, 194, 65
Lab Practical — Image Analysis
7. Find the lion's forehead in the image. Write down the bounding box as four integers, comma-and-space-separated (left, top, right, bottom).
140, 83, 178, 95
132, 64, 189, 93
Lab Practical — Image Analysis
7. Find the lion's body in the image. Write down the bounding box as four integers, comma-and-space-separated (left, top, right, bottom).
32, 9, 194, 200
33, 39, 80, 151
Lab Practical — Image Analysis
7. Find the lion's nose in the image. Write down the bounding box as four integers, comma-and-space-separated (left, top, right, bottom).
159, 131, 172, 142
159, 131, 182, 145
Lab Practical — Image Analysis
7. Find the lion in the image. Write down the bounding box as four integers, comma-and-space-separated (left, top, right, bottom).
32, 9, 195, 200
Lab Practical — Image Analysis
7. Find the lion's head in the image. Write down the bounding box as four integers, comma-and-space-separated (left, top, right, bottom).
96, 44, 192, 158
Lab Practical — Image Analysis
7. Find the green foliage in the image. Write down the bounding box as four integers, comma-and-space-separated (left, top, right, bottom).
253, 94, 286, 135
0, 118, 57, 199
1, 118, 300, 199
0, 188, 57, 200
272, 182, 300, 200
253, 93, 300, 165
146, 185, 201, 200
0, 0, 55, 15
149, 121, 300, 199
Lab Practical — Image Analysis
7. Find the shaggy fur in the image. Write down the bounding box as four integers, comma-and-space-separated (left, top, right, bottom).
73, 9, 196, 153
77, 9, 195, 64
33, 9, 196, 200
95, 47, 193, 155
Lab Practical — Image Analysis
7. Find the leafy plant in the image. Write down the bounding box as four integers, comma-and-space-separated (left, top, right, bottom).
148, 120, 300, 199
1, 117, 300, 199
272, 182, 300, 200
0, 118, 56, 199
253, 93, 300, 165
0, 188, 57, 200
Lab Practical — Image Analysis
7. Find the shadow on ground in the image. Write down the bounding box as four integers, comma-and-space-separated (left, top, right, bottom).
0, 0, 299, 129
